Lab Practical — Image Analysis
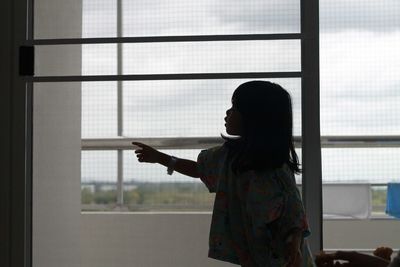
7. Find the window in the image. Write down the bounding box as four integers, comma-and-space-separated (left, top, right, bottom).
79, 0, 303, 211
320, 0, 400, 250
29, 0, 399, 254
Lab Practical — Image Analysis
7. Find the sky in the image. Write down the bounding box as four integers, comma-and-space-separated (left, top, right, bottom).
38, 0, 400, 183
79, 0, 400, 136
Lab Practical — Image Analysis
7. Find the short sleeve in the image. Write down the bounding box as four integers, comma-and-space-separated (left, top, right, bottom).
279, 192, 310, 239
246, 168, 310, 239
277, 168, 310, 239
197, 145, 225, 193
246, 175, 285, 233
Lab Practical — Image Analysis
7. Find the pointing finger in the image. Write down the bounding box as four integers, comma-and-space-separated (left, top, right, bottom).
132, 142, 146, 147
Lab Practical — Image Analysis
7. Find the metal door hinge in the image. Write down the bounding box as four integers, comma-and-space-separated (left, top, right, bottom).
19, 46, 34, 76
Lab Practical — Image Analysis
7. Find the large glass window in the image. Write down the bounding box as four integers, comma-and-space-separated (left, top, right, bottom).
320, 0, 400, 249
80, 0, 302, 211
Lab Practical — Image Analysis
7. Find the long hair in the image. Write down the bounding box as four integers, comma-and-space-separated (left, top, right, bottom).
222, 81, 301, 174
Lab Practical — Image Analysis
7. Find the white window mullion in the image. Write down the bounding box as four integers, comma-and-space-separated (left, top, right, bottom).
116, 0, 124, 209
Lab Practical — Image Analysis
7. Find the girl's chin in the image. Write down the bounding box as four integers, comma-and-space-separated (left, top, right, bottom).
225, 129, 240, 136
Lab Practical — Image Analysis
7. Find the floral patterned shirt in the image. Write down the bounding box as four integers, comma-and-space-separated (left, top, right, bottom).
197, 145, 311, 266
388, 251, 400, 267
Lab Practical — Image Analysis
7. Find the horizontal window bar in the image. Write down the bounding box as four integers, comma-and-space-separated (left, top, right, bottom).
28, 34, 302, 46
324, 248, 400, 253
79, 212, 399, 223
81, 211, 214, 215
81, 136, 400, 150
322, 136, 400, 148
82, 137, 227, 150
82, 180, 389, 187
27, 72, 302, 83
81, 137, 301, 150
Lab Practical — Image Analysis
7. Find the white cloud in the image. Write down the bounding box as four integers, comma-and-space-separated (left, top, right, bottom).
82, 0, 117, 37
320, 0, 400, 33
81, 0, 400, 38
122, 40, 300, 74
122, 0, 300, 36
320, 31, 400, 135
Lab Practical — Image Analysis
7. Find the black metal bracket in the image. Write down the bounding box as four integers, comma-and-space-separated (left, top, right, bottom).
19, 46, 34, 76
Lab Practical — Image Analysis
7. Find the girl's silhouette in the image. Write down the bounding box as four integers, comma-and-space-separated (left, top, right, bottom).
133, 81, 311, 267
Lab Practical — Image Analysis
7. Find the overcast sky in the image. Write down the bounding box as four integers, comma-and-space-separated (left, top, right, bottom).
76, 0, 400, 182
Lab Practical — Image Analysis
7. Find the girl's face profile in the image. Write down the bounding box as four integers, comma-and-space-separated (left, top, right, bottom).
224, 101, 243, 135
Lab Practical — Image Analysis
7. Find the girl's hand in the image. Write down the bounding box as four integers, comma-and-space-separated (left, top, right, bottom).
132, 142, 161, 163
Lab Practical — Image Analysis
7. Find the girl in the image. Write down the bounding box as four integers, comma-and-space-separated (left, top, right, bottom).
132, 81, 311, 267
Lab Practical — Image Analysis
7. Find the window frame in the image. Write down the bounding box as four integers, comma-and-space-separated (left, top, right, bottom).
25, 0, 324, 254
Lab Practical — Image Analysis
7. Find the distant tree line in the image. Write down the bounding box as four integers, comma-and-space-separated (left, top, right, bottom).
81, 182, 388, 212
81, 182, 214, 211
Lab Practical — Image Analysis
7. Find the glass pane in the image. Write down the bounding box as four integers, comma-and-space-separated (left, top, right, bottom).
123, 149, 213, 211
321, 147, 400, 247
82, 82, 117, 138
123, 40, 300, 74
122, 79, 301, 137
320, 0, 400, 136
81, 151, 118, 211
123, 147, 302, 211
320, 0, 400, 251
82, 44, 118, 75
35, 41, 299, 76
322, 148, 400, 184
35, 0, 300, 39
322, 147, 399, 215
83, 0, 117, 38
123, 0, 300, 36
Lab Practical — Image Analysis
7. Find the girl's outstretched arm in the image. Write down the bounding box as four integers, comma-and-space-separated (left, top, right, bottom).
132, 142, 200, 178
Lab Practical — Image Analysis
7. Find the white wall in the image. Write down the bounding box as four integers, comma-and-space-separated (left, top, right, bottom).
33, 84, 81, 267
80, 214, 400, 267
324, 219, 400, 250
33, 0, 82, 266
81, 213, 233, 267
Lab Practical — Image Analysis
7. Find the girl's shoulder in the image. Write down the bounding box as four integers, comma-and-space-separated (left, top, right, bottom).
197, 145, 229, 167
209, 144, 228, 154
199, 145, 228, 159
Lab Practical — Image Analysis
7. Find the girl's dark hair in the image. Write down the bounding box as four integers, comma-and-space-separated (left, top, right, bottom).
222, 80, 301, 174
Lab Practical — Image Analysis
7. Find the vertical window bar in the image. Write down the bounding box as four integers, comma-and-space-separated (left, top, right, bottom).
116, 0, 124, 209
301, 0, 322, 255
